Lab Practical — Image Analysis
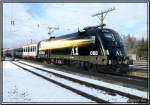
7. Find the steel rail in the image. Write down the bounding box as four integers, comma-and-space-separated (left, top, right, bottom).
15, 61, 148, 103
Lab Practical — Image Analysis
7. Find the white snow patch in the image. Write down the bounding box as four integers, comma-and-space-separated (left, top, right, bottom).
14, 62, 129, 102
3, 61, 92, 102
19, 60, 148, 99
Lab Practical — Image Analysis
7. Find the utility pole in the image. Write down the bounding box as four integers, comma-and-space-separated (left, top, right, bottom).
91, 7, 115, 28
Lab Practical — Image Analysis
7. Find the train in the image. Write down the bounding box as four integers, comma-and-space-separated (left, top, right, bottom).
2, 25, 132, 73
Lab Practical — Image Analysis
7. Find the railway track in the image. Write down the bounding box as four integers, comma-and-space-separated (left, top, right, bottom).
19, 59, 148, 90
95, 70, 148, 88
12, 61, 148, 103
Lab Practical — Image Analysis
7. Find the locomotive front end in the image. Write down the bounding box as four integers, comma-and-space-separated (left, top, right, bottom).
99, 28, 131, 68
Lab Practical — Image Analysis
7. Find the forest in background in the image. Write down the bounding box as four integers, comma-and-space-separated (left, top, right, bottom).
123, 34, 148, 60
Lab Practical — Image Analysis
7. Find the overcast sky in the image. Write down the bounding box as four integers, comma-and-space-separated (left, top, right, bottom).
3, 3, 147, 48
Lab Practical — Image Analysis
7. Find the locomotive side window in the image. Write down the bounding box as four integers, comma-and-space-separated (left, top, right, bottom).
90, 36, 96, 44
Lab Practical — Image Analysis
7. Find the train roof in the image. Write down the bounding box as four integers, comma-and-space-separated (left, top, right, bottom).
56, 32, 78, 38
22, 42, 38, 47
55, 27, 118, 38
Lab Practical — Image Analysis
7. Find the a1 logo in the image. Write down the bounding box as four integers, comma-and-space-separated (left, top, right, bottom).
71, 46, 79, 55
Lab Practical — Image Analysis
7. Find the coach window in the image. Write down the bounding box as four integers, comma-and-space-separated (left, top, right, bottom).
29, 47, 31, 52
31, 47, 33, 52
33, 46, 34, 52
33, 47, 35, 52
30, 47, 31, 52
32, 46, 34, 52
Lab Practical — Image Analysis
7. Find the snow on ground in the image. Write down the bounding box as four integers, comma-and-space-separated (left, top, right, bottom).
129, 65, 148, 70
14, 62, 129, 103
19, 60, 148, 99
3, 61, 92, 102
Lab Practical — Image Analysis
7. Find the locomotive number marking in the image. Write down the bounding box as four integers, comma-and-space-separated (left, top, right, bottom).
90, 51, 98, 55
71, 46, 78, 55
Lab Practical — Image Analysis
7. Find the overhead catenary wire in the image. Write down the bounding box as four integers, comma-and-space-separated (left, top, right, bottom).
91, 7, 115, 28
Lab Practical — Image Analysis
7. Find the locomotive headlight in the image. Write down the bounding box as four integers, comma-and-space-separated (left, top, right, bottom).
105, 49, 109, 55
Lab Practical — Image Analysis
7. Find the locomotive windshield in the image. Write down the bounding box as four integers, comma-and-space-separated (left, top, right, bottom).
98, 28, 125, 57
103, 32, 115, 41
101, 29, 124, 47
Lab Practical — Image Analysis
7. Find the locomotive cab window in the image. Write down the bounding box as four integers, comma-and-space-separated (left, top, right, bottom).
103, 32, 115, 41
90, 36, 96, 44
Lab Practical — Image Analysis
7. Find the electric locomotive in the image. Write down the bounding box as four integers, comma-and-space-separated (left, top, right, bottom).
38, 25, 130, 73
